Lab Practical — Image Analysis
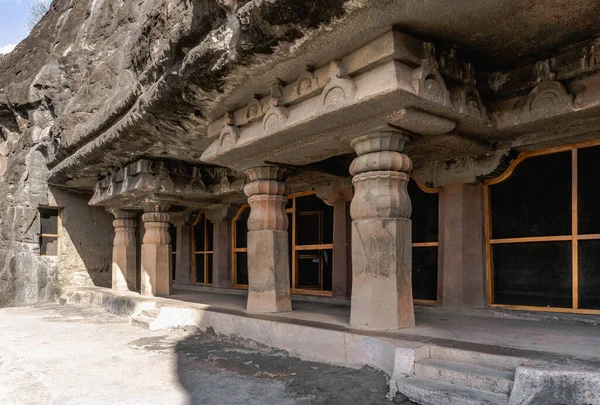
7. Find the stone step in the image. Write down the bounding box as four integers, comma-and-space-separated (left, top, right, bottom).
141, 308, 160, 319
130, 314, 154, 330
430, 346, 525, 372
396, 377, 509, 405
414, 359, 514, 394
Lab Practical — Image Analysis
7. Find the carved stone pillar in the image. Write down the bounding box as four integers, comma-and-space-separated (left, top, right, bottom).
206, 204, 239, 288
349, 131, 415, 329
141, 202, 172, 297
244, 166, 292, 313
110, 210, 137, 291
171, 212, 192, 285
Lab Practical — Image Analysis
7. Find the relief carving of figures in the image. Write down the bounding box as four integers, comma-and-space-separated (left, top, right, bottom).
519, 61, 574, 123
412, 42, 451, 108
262, 80, 289, 135
294, 66, 320, 102
154, 163, 176, 193
245, 96, 263, 123
218, 112, 240, 152
322, 60, 355, 112
453, 84, 488, 120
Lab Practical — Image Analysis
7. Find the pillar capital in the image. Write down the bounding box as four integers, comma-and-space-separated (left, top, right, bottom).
349, 131, 411, 155
245, 166, 290, 182
142, 200, 171, 213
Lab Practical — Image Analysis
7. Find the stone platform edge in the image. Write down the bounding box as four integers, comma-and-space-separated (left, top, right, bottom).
58, 287, 600, 405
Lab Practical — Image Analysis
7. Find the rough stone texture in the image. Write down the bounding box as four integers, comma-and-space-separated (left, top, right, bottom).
509, 366, 600, 405
349, 132, 414, 329
245, 166, 292, 313
110, 210, 138, 291
140, 204, 172, 297
247, 230, 292, 313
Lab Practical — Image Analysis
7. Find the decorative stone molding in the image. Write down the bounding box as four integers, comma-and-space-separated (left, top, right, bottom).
412, 43, 451, 108
262, 81, 289, 135
245, 96, 264, 123
322, 60, 355, 112
295, 67, 320, 102
90, 159, 243, 208
454, 84, 487, 120
218, 112, 241, 152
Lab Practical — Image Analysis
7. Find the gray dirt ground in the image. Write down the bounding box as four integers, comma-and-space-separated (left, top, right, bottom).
0, 304, 413, 405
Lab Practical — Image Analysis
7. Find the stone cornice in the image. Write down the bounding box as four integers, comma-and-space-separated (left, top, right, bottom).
89, 159, 245, 209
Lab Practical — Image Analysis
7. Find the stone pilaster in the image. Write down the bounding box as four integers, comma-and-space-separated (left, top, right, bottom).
171, 212, 192, 285
206, 204, 239, 288
244, 166, 292, 313
110, 210, 138, 291
140, 202, 172, 297
439, 183, 486, 308
349, 132, 415, 329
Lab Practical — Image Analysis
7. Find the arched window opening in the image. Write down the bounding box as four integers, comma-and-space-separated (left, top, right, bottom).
192, 212, 214, 285
485, 140, 600, 313
408, 179, 440, 304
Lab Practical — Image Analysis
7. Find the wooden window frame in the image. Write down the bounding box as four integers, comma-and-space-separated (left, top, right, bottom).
192, 212, 213, 286
170, 224, 177, 282
484, 138, 600, 315
39, 207, 61, 257
411, 182, 440, 306
232, 191, 334, 297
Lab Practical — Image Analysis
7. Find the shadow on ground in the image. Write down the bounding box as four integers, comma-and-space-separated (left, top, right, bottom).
167, 328, 404, 405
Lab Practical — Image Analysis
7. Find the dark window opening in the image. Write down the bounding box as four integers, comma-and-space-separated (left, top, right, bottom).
40, 208, 59, 256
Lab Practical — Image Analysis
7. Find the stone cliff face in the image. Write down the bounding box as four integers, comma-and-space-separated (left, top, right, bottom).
0, 0, 358, 306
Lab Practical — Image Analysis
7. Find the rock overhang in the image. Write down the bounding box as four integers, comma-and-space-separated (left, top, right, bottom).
3, 0, 600, 190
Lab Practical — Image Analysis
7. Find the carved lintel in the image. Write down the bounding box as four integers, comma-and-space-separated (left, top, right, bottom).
322, 60, 355, 112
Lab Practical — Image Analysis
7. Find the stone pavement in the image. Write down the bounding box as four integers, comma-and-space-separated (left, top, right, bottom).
0, 304, 413, 405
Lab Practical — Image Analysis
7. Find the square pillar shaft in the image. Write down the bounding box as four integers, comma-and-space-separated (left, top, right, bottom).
110, 211, 137, 291
212, 219, 232, 288
244, 166, 292, 313
349, 132, 415, 329
175, 223, 192, 285
439, 183, 486, 307
332, 198, 352, 298
141, 203, 172, 297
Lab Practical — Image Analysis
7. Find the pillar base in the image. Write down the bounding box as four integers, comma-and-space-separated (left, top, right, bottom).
350, 218, 415, 329
247, 230, 292, 313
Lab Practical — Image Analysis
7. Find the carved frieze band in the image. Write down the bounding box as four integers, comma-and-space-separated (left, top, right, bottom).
90, 159, 245, 206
